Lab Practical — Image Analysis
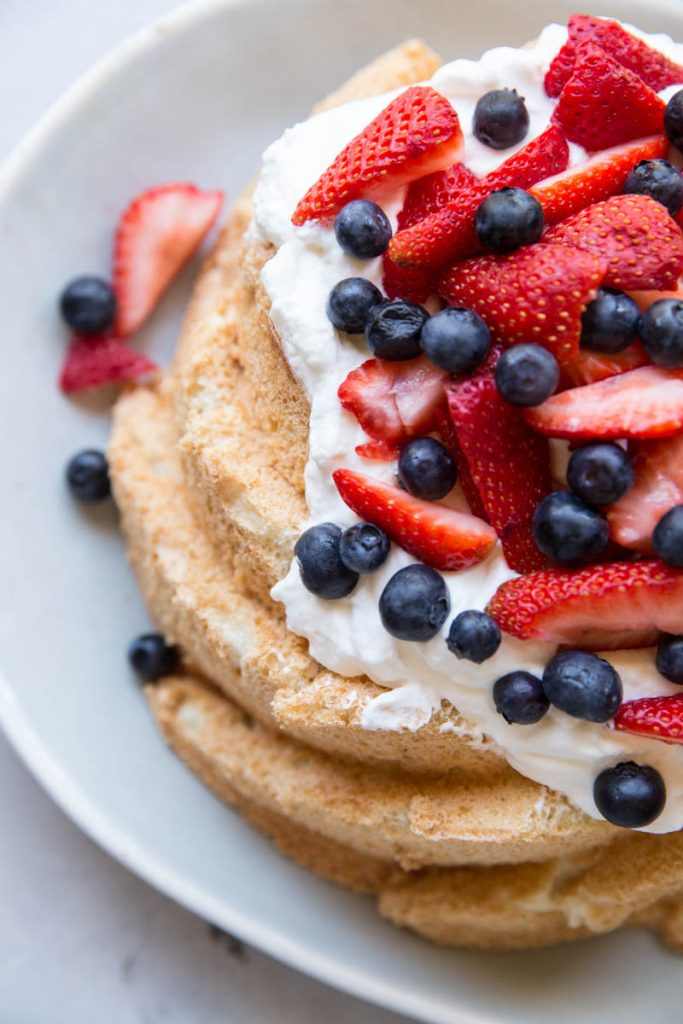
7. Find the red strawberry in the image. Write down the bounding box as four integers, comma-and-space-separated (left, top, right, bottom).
558, 343, 651, 388
438, 243, 604, 362
552, 42, 665, 151
607, 433, 683, 554
338, 356, 447, 447
486, 559, 683, 649
445, 375, 551, 573
434, 404, 489, 522
545, 14, 683, 98
388, 125, 569, 269
614, 696, 683, 746
333, 468, 496, 572
628, 286, 683, 313
113, 183, 223, 337
292, 86, 463, 226
524, 365, 683, 441
544, 194, 683, 291
529, 135, 669, 225
355, 439, 401, 462
59, 335, 157, 393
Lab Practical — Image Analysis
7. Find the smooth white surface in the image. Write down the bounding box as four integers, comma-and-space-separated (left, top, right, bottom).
2, 3, 683, 1024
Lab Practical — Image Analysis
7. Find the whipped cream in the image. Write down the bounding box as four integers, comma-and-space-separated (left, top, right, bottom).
253, 23, 683, 832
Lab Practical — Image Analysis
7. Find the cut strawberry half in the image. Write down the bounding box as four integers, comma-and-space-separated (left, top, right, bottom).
438, 243, 604, 363
558, 343, 651, 388
59, 335, 158, 394
113, 183, 223, 337
544, 194, 683, 292
355, 439, 401, 462
607, 433, 683, 554
614, 696, 683, 746
292, 86, 463, 226
333, 468, 496, 572
486, 559, 683, 649
529, 135, 669, 226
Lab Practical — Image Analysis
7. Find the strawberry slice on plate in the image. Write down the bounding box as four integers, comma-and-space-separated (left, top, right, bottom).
607, 433, 683, 554
292, 86, 463, 226
486, 559, 683, 649
614, 695, 683, 746
59, 335, 157, 393
333, 468, 496, 572
558, 343, 651, 388
113, 183, 223, 337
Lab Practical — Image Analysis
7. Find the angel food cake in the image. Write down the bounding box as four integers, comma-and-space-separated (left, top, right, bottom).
59, 14, 683, 948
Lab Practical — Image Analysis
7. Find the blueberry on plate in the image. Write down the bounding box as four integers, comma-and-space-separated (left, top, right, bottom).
420, 306, 490, 373
446, 610, 501, 663
365, 299, 429, 361
493, 671, 549, 724
532, 491, 609, 566
334, 199, 392, 259
665, 89, 683, 152
128, 633, 179, 682
397, 437, 457, 501
494, 344, 559, 406
623, 158, 683, 216
542, 650, 622, 722
66, 449, 111, 503
379, 564, 450, 642
326, 277, 383, 334
593, 761, 666, 828
566, 442, 634, 506
294, 523, 359, 599
472, 88, 529, 150
639, 298, 683, 368
653, 504, 683, 568
656, 634, 683, 684
60, 275, 117, 335
580, 288, 640, 353
339, 522, 390, 573
474, 187, 543, 254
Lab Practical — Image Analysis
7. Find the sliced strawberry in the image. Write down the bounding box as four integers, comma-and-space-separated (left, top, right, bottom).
355, 439, 401, 462
434, 404, 489, 522
628, 286, 683, 313
381, 259, 434, 305
524, 365, 683, 440
545, 14, 683, 98
113, 183, 223, 337
545, 194, 683, 291
388, 125, 569, 269
292, 86, 463, 226
59, 335, 157, 393
607, 433, 683, 554
614, 696, 683, 746
486, 559, 683, 649
333, 468, 496, 572
529, 135, 669, 225
559, 343, 651, 388
438, 243, 604, 363
552, 42, 665, 151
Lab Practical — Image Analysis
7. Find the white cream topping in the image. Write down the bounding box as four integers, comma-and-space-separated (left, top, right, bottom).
253, 22, 683, 831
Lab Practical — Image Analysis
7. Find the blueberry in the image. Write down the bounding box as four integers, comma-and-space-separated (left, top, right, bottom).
294, 523, 359, 599
580, 288, 641, 354
656, 634, 683, 684
379, 564, 450, 642
665, 89, 683, 152
623, 158, 683, 216
542, 650, 622, 723
60, 276, 116, 334
365, 299, 429, 361
474, 187, 543, 254
334, 200, 392, 259
593, 761, 666, 828
473, 88, 529, 150
493, 671, 549, 724
339, 523, 390, 573
532, 491, 609, 566
420, 306, 490, 373
326, 277, 383, 334
494, 344, 559, 406
397, 437, 457, 501
128, 633, 179, 682
446, 610, 501, 663
653, 505, 683, 568
567, 442, 634, 507
639, 299, 683, 368
66, 449, 111, 503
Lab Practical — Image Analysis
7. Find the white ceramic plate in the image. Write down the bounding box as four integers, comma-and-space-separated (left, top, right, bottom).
2, 1, 683, 1021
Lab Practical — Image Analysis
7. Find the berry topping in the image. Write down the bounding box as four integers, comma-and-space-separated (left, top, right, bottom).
567, 442, 634, 507
623, 159, 683, 217
59, 335, 157, 394
294, 523, 359, 599
615, 695, 683, 745
559, 343, 651, 389
493, 671, 549, 725
657, 634, 683, 684
397, 437, 457, 501
607, 434, 683, 554
653, 505, 683, 568
113, 183, 223, 337
542, 650, 622, 723
326, 277, 383, 334
486, 559, 683, 650
639, 299, 683, 368
128, 633, 179, 682
60, 276, 116, 335
593, 761, 666, 829
494, 344, 559, 407
419, 306, 490, 373
532, 491, 609, 566
580, 288, 641, 354
472, 88, 529, 150
474, 187, 543, 254
333, 468, 497, 572
446, 609, 501, 664
365, 299, 429, 361
334, 200, 392, 259
292, 85, 463, 226
379, 564, 450, 642
339, 522, 390, 574
665, 90, 683, 151
66, 449, 111, 503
